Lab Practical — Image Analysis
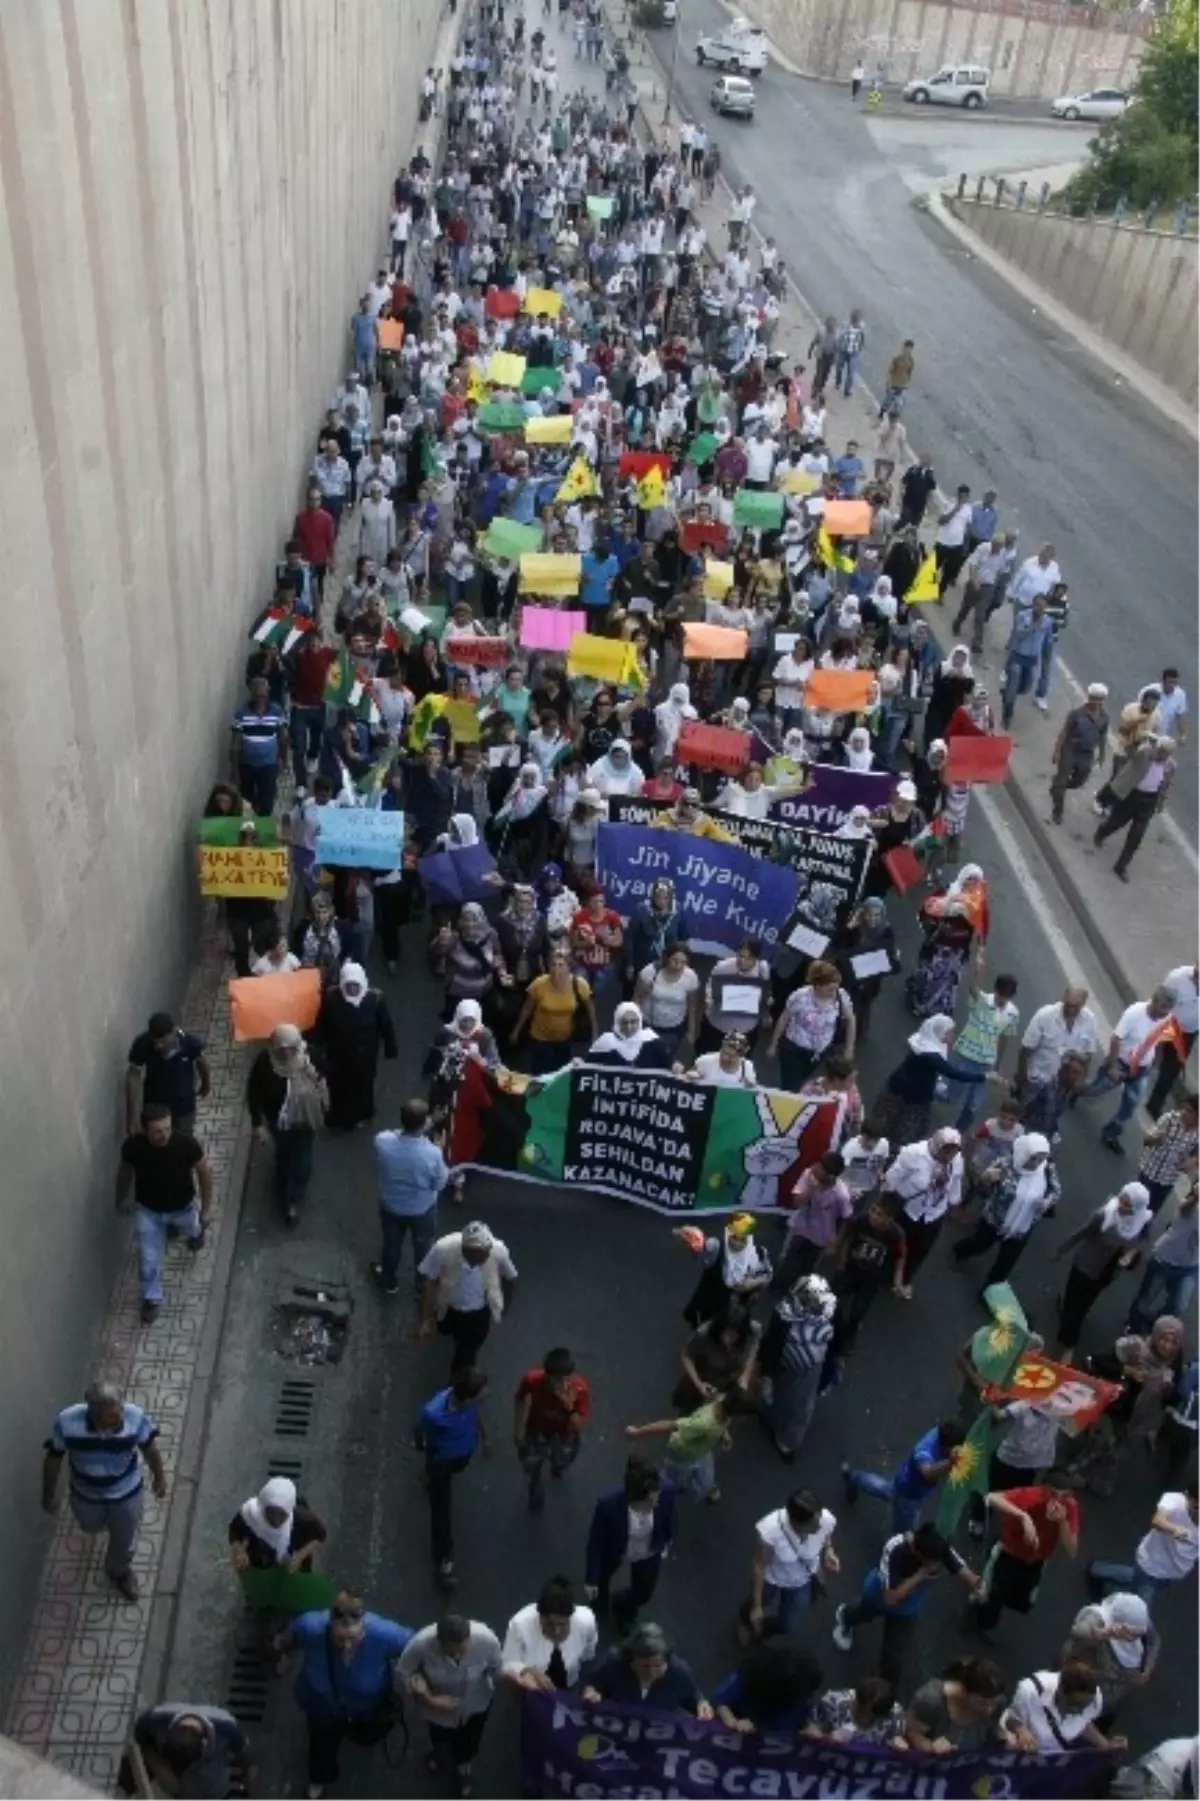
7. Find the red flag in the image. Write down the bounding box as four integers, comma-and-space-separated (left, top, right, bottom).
882, 845, 923, 895
1130, 1014, 1188, 1075
675, 721, 751, 776
680, 520, 728, 555
1002, 1353, 1122, 1433
618, 450, 673, 480
945, 734, 1013, 785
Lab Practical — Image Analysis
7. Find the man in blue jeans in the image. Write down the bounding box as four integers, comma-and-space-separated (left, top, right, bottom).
115, 1105, 213, 1326
1001, 592, 1054, 730
841, 1418, 966, 1535
372, 1099, 448, 1295
833, 1524, 979, 1689
1079, 987, 1172, 1152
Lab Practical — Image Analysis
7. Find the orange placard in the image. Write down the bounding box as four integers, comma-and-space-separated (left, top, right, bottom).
822, 499, 872, 538
803, 669, 875, 713
682, 623, 748, 662
376, 318, 404, 352
228, 969, 322, 1042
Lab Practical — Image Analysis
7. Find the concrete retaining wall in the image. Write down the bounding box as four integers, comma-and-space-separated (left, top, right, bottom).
0, 0, 440, 1698
948, 197, 1199, 408
741, 0, 1145, 97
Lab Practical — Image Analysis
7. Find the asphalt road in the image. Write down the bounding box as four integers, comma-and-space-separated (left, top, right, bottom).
165, 801, 1197, 1796
653, 1, 1199, 829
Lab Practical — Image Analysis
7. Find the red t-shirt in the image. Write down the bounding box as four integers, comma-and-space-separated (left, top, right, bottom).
289, 644, 338, 707
292, 506, 336, 568
997, 1488, 1079, 1564
572, 908, 622, 970
516, 1370, 591, 1439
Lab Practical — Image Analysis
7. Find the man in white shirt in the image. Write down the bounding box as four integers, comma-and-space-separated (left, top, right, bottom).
366, 268, 393, 318
1008, 542, 1062, 608
1017, 989, 1101, 1089
1154, 668, 1188, 743
1149, 963, 1199, 1117
744, 424, 777, 487
729, 185, 756, 248
746, 1490, 838, 1636
417, 1222, 519, 1373
502, 1578, 598, 1690
933, 484, 974, 597
1086, 1483, 1198, 1612
952, 534, 1007, 652
1079, 986, 1172, 1150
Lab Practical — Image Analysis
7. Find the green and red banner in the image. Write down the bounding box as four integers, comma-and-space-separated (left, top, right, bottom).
449, 1059, 844, 1216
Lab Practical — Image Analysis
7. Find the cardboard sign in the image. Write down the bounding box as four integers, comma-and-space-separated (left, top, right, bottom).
566, 633, 635, 685
680, 520, 728, 555
519, 606, 587, 652
803, 669, 876, 714
486, 349, 527, 388
701, 560, 735, 600
523, 286, 563, 318
822, 498, 871, 537
881, 845, 922, 894
521, 365, 560, 397
240, 1566, 336, 1614
485, 285, 520, 319
945, 733, 1013, 785
585, 194, 615, 221
732, 488, 784, 530
675, 721, 751, 775
198, 844, 288, 899
375, 318, 404, 352
519, 553, 581, 597
228, 968, 322, 1041
683, 622, 748, 661
482, 518, 543, 562
443, 634, 509, 668
779, 468, 819, 496
313, 808, 404, 870
476, 402, 527, 434
525, 413, 573, 445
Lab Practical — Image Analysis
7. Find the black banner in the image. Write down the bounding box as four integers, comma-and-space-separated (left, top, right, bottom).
563, 1067, 715, 1212
607, 797, 870, 933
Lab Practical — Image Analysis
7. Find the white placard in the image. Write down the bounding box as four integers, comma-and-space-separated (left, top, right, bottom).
786, 922, 829, 957
850, 948, 894, 979
774, 632, 798, 654
721, 982, 764, 1016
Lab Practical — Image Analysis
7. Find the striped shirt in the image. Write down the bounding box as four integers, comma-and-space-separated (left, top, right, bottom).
311, 455, 351, 499
48, 1402, 157, 1503
1139, 1110, 1199, 1186
232, 706, 286, 767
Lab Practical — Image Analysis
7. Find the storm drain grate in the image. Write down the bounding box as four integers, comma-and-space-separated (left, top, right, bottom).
266, 1455, 304, 1481
226, 1627, 271, 1723
274, 1377, 317, 1439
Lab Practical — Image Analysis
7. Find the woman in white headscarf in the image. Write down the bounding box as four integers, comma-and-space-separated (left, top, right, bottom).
952, 1133, 1058, 1291
587, 739, 646, 797
587, 1002, 672, 1070
245, 1023, 329, 1223
315, 961, 399, 1130
843, 726, 874, 773
835, 803, 874, 841
1063, 1591, 1160, 1730
654, 682, 697, 762
1052, 1182, 1154, 1361
229, 1476, 327, 1574
926, 644, 976, 748
877, 1014, 985, 1146
494, 761, 551, 877
881, 1128, 965, 1296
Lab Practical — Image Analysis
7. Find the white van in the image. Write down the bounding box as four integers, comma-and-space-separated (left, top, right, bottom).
903, 63, 991, 108
697, 18, 768, 75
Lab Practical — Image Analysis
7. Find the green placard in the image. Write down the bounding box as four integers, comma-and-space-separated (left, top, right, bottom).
240, 1566, 336, 1614
476, 402, 527, 434
521, 367, 560, 398
732, 487, 785, 529
198, 815, 280, 847
585, 194, 615, 221
483, 518, 545, 560
686, 431, 720, 465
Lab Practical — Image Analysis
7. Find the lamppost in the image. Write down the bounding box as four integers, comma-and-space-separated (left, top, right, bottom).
662, 1, 681, 125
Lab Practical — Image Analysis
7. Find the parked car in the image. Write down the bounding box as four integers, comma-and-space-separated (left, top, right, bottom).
903, 63, 990, 108
1051, 87, 1129, 120
697, 23, 768, 74
710, 73, 757, 116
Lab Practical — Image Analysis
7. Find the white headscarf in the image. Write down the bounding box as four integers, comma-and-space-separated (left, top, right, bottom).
450, 812, 479, 847
1098, 1592, 1151, 1668
871, 575, 898, 620
590, 1002, 658, 1062
941, 643, 975, 678
782, 729, 807, 759
835, 804, 874, 840
655, 683, 696, 756
908, 1014, 955, 1057
845, 727, 874, 772
339, 962, 368, 1008
998, 1133, 1052, 1238
453, 999, 483, 1037
505, 763, 548, 819
946, 863, 985, 896
1100, 1182, 1152, 1239
239, 1476, 296, 1560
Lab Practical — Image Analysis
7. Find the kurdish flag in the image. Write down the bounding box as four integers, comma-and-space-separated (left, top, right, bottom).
816, 523, 855, 575
635, 464, 667, 511
325, 650, 380, 725
936, 1283, 1033, 1536
906, 551, 940, 603
556, 457, 599, 504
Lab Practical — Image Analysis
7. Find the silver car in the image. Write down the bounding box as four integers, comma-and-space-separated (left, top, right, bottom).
1051, 87, 1129, 121
710, 74, 756, 117
903, 63, 990, 108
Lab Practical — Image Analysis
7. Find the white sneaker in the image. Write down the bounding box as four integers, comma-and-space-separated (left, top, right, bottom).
1035, 697, 1049, 711
1091, 798, 1106, 815
832, 1604, 854, 1651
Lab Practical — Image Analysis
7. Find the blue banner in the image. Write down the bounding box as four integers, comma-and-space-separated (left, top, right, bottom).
417, 841, 500, 907
597, 823, 799, 953
312, 806, 404, 869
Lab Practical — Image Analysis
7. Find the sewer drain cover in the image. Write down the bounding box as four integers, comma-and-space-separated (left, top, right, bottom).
272, 1310, 348, 1364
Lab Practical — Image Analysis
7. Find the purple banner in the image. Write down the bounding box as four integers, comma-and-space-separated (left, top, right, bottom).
769, 763, 893, 832
520, 1692, 1114, 1800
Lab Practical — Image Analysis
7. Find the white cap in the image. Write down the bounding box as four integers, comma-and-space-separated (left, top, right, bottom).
896, 779, 918, 802
1086, 682, 1109, 699
461, 1220, 494, 1251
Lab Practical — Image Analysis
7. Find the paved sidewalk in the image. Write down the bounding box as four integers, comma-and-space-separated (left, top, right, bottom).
617, 17, 1195, 1008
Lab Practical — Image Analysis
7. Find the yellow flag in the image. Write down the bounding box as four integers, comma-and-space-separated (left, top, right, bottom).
816, 522, 855, 575
486, 349, 527, 389
635, 464, 666, 510
523, 286, 564, 318
525, 413, 574, 445
519, 553, 582, 597
907, 550, 941, 603
556, 458, 599, 504
702, 559, 735, 599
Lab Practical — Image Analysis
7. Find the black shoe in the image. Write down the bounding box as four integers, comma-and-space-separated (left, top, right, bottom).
1114, 866, 1130, 883
188, 1227, 206, 1253
1101, 1134, 1124, 1154
140, 1301, 160, 1326
840, 1460, 858, 1504
371, 1262, 400, 1295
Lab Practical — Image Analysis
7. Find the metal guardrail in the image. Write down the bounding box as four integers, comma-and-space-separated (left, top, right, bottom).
953, 171, 1198, 233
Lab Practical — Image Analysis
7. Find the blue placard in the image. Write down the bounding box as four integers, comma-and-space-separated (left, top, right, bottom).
596, 823, 799, 953
313, 807, 404, 869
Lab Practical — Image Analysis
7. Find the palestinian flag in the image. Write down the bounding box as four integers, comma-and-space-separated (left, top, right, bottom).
281, 615, 315, 655
249, 605, 290, 647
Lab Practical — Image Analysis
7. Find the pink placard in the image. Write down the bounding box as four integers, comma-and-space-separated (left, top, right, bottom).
519, 607, 587, 652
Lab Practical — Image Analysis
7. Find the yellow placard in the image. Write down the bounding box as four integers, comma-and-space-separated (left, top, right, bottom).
779, 469, 819, 496
523, 286, 563, 318
566, 633, 633, 684
486, 350, 527, 389
702, 560, 735, 599
198, 844, 289, 899
525, 414, 574, 445
519, 553, 582, 597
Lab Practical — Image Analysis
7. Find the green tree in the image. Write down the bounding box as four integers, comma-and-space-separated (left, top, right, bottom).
1068, 0, 1198, 209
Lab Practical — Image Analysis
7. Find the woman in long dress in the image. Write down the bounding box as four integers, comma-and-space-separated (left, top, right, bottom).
757, 1275, 841, 1464
315, 962, 398, 1129
906, 865, 987, 1019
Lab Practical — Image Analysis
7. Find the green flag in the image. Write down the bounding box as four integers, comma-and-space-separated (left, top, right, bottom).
521, 366, 560, 398
477, 401, 528, 433
732, 487, 784, 529
935, 1409, 995, 1537
971, 1282, 1033, 1387
197, 816, 279, 847
686, 431, 720, 466
483, 517, 544, 561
